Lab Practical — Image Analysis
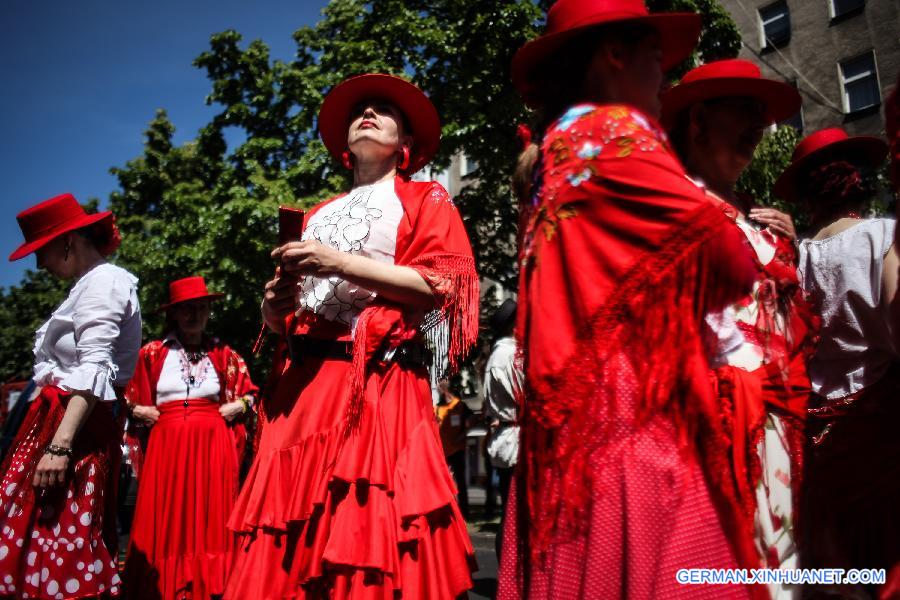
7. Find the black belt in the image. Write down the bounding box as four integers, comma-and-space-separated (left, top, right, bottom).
287, 336, 353, 362
286, 336, 432, 369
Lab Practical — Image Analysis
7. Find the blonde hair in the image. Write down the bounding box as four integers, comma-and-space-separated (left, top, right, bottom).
512, 142, 540, 203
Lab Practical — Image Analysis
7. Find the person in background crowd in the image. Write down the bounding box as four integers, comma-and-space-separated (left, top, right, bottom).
435, 377, 474, 520
0, 193, 140, 598
498, 0, 758, 596
123, 276, 257, 600
225, 73, 478, 599
663, 59, 817, 600
777, 126, 898, 599
483, 298, 522, 558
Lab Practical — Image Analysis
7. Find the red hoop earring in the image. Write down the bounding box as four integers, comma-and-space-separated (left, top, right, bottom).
341, 151, 354, 170
397, 146, 410, 171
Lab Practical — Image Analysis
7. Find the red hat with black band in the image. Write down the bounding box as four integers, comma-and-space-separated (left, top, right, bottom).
10, 193, 118, 262
774, 127, 888, 202
512, 0, 702, 107
318, 73, 440, 174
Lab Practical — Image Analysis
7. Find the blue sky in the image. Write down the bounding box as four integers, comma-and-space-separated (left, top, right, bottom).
0, 0, 327, 288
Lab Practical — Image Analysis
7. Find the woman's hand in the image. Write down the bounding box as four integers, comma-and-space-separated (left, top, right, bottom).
749, 207, 797, 240
274, 241, 349, 278
219, 401, 246, 422
261, 272, 299, 333
131, 405, 161, 426
33, 452, 69, 488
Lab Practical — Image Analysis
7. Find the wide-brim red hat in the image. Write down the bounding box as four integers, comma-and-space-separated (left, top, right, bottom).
318, 74, 440, 174
661, 58, 801, 127
159, 276, 224, 311
513, 0, 701, 107
10, 193, 114, 261
774, 127, 888, 201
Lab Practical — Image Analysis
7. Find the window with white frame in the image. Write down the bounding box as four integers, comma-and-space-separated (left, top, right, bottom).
460, 152, 479, 178
839, 52, 880, 114
759, 1, 791, 48
830, 0, 865, 19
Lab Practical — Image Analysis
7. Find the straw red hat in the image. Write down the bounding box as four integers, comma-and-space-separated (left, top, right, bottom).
318, 73, 440, 174
160, 276, 224, 311
9, 193, 116, 262
661, 58, 801, 127
774, 127, 888, 201
512, 0, 702, 107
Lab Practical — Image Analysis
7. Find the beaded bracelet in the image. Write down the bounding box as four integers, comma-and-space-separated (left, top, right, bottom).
45, 444, 73, 458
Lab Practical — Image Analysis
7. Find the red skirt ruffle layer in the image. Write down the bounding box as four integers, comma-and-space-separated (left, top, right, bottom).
124, 400, 239, 600
225, 357, 475, 599
0, 386, 122, 599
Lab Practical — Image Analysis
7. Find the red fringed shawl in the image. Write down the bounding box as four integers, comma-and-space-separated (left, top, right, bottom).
517, 104, 760, 572
124, 338, 258, 478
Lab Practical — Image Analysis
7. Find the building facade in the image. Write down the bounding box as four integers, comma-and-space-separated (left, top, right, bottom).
720, 0, 899, 135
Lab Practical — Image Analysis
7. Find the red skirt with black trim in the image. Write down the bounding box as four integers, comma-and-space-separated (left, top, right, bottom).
0, 386, 122, 598
124, 399, 239, 600
225, 355, 475, 599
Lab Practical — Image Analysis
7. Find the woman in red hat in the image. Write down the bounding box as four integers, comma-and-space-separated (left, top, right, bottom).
662, 58, 818, 597
224, 74, 478, 599
779, 128, 899, 595
0, 193, 140, 597
500, 2, 760, 598
122, 276, 257, 600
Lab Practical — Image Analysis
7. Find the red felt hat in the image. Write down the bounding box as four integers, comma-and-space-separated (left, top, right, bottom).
512, 0, 702, 107
661, 59, 802, 127
160, 276, 224, 311
774, 127, 888, 201
318, 74, 440, 174
9, 193, 116, 262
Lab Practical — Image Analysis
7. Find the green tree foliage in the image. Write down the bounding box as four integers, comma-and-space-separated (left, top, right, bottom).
737, 125, 802, 213
0, 0, 745, 380
0, 271, 68, 381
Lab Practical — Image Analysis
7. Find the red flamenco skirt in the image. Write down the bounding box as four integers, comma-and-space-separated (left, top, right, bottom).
124, 400, 239, 600
225, 356, 476, 599
0, 386, 122, 598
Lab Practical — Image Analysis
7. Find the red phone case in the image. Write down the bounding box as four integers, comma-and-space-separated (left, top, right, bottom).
278, 206, 305, 245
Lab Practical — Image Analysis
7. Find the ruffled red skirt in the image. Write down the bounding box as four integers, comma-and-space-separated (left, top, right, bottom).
225, 356, 475, 599
0, 386, 122, 598
124, 400, 239, 600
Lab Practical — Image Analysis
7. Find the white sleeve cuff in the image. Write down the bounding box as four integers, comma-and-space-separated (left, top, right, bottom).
58, 362, 120, 402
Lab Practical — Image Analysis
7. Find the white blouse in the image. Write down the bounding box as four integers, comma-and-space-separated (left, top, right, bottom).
33, 262, 142, 402
799, 218, 897, 399
483, 337, 523, 469
155, 336, 221, 405
297, 179, 404, 329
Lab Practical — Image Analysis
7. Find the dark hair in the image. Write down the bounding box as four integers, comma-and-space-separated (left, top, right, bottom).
667, 107, 693, 165
74, 218, 120, 255
526, 21, 658, 126
802, 160, 875, 219
514, 22, 658, 201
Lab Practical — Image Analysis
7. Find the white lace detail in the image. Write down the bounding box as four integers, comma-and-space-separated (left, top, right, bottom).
297, 180, 403, 328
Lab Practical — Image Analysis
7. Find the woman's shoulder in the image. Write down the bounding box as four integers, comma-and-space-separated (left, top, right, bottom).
81, 262, 139, 289
543, 103, 669, 169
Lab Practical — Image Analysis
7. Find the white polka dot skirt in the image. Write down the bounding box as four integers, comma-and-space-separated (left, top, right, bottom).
0, 387, 122, 598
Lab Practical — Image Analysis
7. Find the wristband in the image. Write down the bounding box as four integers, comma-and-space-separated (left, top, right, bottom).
45, 444, 73, 458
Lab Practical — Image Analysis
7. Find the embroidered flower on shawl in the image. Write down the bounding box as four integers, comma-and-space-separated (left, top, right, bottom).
428, 185, 455, 206
567, 168, 593, 187
554, 105, 596, 132
576, 142, 602, 160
